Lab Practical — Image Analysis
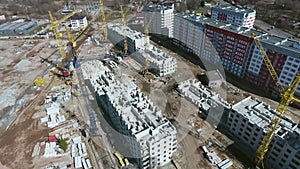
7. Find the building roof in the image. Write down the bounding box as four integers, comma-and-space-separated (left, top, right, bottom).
138, 44, 176, 64
107, 23, 147, 41
232, 97, 297, 138
71, 15, 86, 20
206, 69, 224, 82
211, 5, 256, 15
144, 3, 174, 12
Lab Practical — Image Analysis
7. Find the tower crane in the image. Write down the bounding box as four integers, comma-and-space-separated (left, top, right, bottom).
121, 6, 128, 55
48, 11, 76, 77
99, 0, 108, 40
252, 33, 300, 168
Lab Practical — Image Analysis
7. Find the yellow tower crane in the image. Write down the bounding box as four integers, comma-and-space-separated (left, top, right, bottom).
99, 0, 108, 40
48, 11, 76, 59
65, 25, 76, 47
121, 6, 128, 54
252, 33, 300, 168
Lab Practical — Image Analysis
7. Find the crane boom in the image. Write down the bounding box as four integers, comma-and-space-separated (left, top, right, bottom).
99, 0, 108, 40
121, 6, 128, 54
252, 33, 285, 93
253, 33, 300, 168
48, 11, 76, 59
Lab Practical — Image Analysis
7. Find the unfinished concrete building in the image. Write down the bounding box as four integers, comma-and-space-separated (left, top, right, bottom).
177, 79, 231, 127
131, 44, 177, 76
82, 61, 177, 169
107, 23, 149, 53
227, 97, 299, 169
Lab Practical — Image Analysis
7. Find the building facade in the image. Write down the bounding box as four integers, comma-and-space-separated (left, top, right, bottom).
69, 15, 88, 30
107, 23, 149, 53
211, 5, 256, 28
144, 3, 174, 38
173, 13, 300, 96
227, 97, 299, 169
131, 44, 177, 76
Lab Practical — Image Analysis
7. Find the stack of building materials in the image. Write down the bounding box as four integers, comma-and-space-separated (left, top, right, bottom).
217, 159, 233, 169
70, 135, 92, 169
43, 142, 57, 157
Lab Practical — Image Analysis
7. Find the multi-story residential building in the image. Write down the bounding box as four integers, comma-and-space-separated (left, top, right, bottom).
107, 23, 149, 53
227, 96, 299, 169
144, 3, 174, 38
211, 5, 256, 28
131, 44, 177, 76
83, 60, 177, 169
173, 13, 300, 96
68, 15, 88, 30
173, 13, 206, 56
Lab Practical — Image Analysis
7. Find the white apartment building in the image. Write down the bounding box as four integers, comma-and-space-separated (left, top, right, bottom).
173, 13, 207, 57
177, 79, 231, 126
144, 3, 174, 38
131, 44, 177, 76
227, 97, 299, 169
82, 60, 177, 169
68, 15, 88, 30
107, 23, 149, 53
211, 5, 256, 28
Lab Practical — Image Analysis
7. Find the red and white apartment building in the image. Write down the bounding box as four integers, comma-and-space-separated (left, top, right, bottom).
174, 13, 300, 97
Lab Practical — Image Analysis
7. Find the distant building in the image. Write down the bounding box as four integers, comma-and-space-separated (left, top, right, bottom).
69, 15, 88, 30
227, 97, 299, 169
0, 20, 37, 35
144, 3, 175, 38
211, 5, 256, 28
131, 44, 177, 76
107, 23, 149, 53
83, 61, 177, 169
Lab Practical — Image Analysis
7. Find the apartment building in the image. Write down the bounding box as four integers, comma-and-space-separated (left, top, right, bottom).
144, 3, 174, 38
211, 5, 256, 28
107, 23, 149, 53
68, 15, 88, 30
227, 96, 299, 169
173, 13, 300, 96
84, 61, 177, 169
173, 13, 206, 56
131, 44, 177, 76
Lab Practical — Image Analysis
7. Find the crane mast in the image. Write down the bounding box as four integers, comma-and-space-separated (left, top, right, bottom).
253, 33, 300, 168
48, 11, 76, 59
121, 6, 128, 54
99, 0, 107, 40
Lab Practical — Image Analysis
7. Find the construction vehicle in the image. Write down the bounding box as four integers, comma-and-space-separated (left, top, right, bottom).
34, 77, 46, 87
99, 0, 108, 40
121, 6, 128, 55
48, 11, 76, 78
252, 33, 300, 168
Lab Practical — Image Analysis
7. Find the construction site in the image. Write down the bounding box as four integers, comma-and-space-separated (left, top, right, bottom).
0, 0, 299, 169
